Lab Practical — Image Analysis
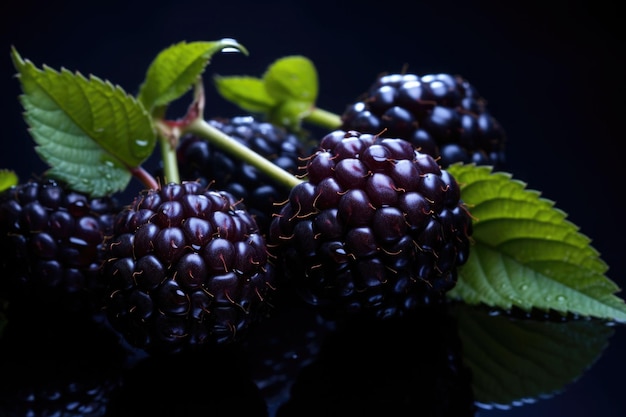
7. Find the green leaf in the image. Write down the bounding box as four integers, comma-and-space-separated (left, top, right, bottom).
213, 55, 318, 131
138, 39, 248, 113
263, 55, 318, 103
213, 75, 276, 113
11, 48, 156, 197
451, 303, 614, 408
268, 100, 313, 132
447, 164, 626, 322
0, 169, 18, 192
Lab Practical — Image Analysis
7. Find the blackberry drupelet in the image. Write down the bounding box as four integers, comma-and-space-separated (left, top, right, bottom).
100, 181, 275, 355
0, 177, 119, 315
340, 72, 507, 169
268, 130, 473, 319
171, 115, 315, 234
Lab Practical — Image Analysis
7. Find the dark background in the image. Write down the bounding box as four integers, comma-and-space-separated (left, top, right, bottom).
1, 1, 624, 415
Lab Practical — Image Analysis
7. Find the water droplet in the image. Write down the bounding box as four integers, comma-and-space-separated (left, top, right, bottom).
131, 139, 151, 157
519, 284, 529, 291
556, 295, 566, 303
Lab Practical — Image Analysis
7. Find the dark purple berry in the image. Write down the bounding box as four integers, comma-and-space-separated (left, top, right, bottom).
341, 73, 506, 169
268, 130, 473, 319
163, 116, 315, 235
100, 181, 275, 355
0, 177, 119, 315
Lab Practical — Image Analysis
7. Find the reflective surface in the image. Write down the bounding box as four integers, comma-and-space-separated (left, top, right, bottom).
0, 297, 621, 417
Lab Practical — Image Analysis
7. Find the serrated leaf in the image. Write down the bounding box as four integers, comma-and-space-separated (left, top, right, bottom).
11, 48, 155, 197
447, 164, 626, 322
450, 303, 613, 408
138, 39, 248, 113
213, 75, 276, 113
263, 55, 318, 103
0, 170, 18, 191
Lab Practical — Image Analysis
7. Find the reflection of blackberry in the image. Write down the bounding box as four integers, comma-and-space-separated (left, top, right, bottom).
276, 304, 476, 417
100, 181, 275, 355
340, 73, 507, 169
243, 297, 337, 416
0, 177, 119, 314
0, 312, 127, 417
105, 348, 269, 417
269, 130, 473, 319
170, 116, 314, 234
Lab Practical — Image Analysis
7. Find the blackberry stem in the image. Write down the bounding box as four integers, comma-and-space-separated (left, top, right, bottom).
185, 117, 304, 190
304, 107, 342, 130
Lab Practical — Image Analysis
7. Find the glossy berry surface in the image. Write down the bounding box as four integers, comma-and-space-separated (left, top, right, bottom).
340, 73, 507, 169
268, 130, 473, 319
171, 115, 314, 234
100, 181, 275, 355
0, 177, 118, 314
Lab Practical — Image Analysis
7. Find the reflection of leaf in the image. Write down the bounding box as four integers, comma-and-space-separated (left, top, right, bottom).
450, 302, 614, 408
447, 164, 626, 323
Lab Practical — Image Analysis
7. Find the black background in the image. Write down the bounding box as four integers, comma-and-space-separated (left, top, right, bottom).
1, 1, 624, 415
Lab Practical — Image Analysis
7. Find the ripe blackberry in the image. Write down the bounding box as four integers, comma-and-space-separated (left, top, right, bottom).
100, 181, 275, 355
0, 177, 119, 315
170, 115, 314, 234
340, 72, 507, 169
268, 130, 473, 319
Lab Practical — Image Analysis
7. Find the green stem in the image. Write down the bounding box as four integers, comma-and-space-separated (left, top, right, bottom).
158, 133, 180, 184
184, 118, 303, 190
304, 107, 342, 130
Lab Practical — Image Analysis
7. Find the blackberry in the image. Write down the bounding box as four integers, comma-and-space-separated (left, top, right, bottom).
100, 181, 275, 355
0, 177, 119, 315
268, 130, 473, 319
340, 72, 507, 169
169, 115, 314, 234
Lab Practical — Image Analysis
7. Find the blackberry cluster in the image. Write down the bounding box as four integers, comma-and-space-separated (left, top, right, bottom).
340, 72, 507, 169
171, 115, 314, 234
100, 181, 275, 355
0, 177, 119, 315
268, 130, 473, 319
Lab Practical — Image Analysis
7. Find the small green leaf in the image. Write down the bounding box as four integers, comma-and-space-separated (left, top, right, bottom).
213, 75, 276, 113
138, 39, 248, 113
447, 164, 626, 322
451, 303, 613, 408
11, 48, 155, 197
268, 100, 313, 132
213, 55, 318, 131
263, 55, 318, 103
0, 169, 19, 191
